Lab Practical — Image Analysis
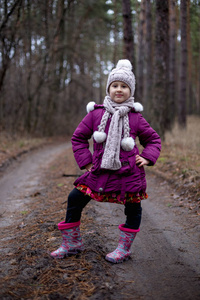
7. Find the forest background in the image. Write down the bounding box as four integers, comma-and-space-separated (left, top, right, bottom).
0, 0, 199, 139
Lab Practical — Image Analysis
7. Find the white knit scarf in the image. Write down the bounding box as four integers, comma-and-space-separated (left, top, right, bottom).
93, 96, 135, 170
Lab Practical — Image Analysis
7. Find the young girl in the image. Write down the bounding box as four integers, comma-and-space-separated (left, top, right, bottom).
51, 59, 161, 263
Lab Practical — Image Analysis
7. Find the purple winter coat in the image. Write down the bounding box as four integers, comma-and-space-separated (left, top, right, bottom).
72, 104, 161, 197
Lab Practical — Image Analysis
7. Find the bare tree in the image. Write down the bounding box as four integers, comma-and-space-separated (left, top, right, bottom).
186, 0, 193, 114
198, 20, 200, 114
0, 0, 22, 129
152, 0, 169, 139
137, 0, 145, 102
113, 0, 119, 66
122, 0, 135, 69
144, 0, 153, 109
168, 0, 177, 128
178, 0, 187, 128
0, 0, 22, 91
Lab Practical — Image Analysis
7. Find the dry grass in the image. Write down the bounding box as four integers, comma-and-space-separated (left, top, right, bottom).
165, 115, 200, 167
0, 132, 49, 169
151, 115, 200, 214
160, 115, 200, 176
0, 132, 67, 171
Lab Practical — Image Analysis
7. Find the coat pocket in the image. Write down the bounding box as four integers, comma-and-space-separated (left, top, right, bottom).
118, 147, 138, 175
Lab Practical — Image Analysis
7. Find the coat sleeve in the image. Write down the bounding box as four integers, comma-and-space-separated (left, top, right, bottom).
137, 114, 161, 166
71, 112, 94, 170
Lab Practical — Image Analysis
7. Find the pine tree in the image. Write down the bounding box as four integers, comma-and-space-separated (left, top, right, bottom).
178, 0, 188, 128
152, 0, 169, 139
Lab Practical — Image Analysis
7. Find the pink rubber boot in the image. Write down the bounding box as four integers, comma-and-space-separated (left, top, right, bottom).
50, 221, 84, 258
105, 224, 140, 263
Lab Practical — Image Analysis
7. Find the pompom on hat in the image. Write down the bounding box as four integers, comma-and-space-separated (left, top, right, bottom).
106, 59, 136, 97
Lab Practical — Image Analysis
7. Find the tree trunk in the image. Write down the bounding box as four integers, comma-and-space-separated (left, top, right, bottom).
137, 0, 145, 103
144, 0, 152, 109
113, 0, 118, 66
168, 0, 177, 128
25, 0, 33, 133
152, 0, 169, 139
0, 0, 22, 128
122, 0, 135, 69
186, 0, 193, 114
178, 0, 187, 128
197, 18, 200, 114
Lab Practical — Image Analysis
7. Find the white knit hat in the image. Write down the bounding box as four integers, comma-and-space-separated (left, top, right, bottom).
106, 59, 136, 97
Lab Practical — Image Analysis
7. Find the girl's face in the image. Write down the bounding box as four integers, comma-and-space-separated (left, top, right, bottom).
109, 81, 131, 103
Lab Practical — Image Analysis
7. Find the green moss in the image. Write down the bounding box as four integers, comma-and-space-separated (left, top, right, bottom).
157, 157, 167, 163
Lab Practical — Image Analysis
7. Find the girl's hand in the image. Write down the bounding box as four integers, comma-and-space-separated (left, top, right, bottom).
85, 163, 93, 172
136, 155, 150, 167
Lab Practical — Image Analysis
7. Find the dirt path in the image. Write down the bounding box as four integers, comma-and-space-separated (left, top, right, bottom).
0, 143, 199, 299
90, 176, 200, 299
0, 143, 69, 228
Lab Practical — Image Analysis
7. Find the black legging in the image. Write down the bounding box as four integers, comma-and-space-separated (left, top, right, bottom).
65, 188, 142, 229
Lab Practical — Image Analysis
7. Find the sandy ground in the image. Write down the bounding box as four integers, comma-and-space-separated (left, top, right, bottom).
0, 143, 199, 299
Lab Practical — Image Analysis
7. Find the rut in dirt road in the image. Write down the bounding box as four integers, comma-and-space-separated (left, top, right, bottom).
0, 144, 199, 300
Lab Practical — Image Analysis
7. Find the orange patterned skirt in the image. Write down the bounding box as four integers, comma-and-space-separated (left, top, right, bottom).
76, 184, 148, 205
